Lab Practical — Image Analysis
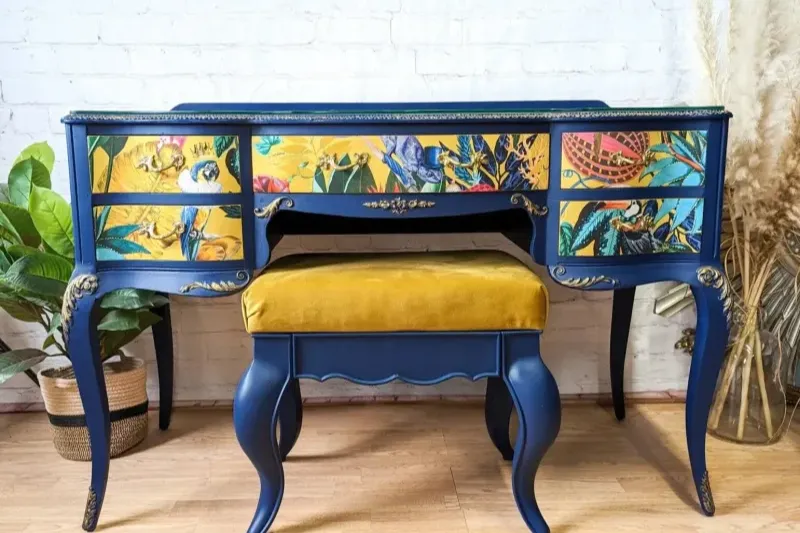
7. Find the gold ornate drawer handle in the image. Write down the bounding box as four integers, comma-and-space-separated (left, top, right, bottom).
363, 197, 435, 215
138, 222, 186, 241
438, 152, 486, 173
255, 196, 294, 219
317, 152, 370, 171
510, 193, 548, 216
179, 271, 251, 294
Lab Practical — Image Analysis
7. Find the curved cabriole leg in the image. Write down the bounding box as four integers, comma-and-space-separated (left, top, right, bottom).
63, 278, 109, 532
234, 346, 290, 533
484, 376, 514, 461
152, 300, 174, 431
687, 271, 729, 516
610, 287, 636, 421
504, 334, 561, 533
278, 378, 303, 461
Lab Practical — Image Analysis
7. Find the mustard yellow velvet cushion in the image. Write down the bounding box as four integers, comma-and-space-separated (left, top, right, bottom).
241, 251, 548, 334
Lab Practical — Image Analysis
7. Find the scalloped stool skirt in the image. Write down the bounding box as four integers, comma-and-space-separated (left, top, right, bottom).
235, 251, 561, 533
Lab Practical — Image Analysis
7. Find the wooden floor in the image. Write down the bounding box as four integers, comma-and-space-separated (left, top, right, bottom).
0, 403, 798, 533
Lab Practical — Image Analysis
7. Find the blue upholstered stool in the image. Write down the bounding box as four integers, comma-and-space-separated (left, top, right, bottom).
235, 250, 560, 533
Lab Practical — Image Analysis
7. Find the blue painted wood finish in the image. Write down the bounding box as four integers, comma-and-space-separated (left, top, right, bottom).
61, 102, 731, 532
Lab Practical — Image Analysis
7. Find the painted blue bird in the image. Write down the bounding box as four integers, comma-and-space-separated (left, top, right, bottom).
177, 160, 221, 260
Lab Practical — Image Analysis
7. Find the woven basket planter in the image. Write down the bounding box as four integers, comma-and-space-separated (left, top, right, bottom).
39, 357, 148, 461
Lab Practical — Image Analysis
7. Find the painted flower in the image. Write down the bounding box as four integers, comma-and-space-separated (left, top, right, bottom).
254, 175, 290, 193
158, 136, 187, 151
467, 183, 495, 192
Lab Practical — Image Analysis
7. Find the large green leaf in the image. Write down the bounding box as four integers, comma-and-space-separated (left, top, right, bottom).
97, 309, 142, 331
3, 252, 73, 297
0, 246, 12, 272
5, 244, 40, 261
8, 158, 51, 208
0, 291, 41, 322
100, 289, 169, 310
0, 349, 48, 384
0, 184, 9, 202
13, 142, 55, 174
0, 203, 41, 247
100, 310, 162, 358
29, 186, 74, 258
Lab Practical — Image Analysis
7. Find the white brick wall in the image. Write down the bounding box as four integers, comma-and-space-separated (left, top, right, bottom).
0, 0, 702, 405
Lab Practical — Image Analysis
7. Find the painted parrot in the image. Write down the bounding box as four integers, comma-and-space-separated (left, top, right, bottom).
177, 160, 222, 260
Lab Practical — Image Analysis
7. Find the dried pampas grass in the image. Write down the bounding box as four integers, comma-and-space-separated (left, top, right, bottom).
695, 0, 800, 441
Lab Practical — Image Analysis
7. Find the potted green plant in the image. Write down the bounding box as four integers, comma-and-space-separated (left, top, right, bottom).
0, 142, 166, 460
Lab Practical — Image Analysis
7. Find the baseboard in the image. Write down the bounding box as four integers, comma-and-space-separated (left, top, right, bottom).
0, 391, 687, 414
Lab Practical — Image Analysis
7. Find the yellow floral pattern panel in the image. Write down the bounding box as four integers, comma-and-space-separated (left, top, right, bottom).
561, 130, 707, 189
89, 135, 241, 194
559, 198, 703, 257
94, 204, 244, 261
251, 133, 549, 193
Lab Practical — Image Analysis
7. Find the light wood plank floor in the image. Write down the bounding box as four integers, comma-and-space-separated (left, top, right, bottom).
0, 403, 798, 532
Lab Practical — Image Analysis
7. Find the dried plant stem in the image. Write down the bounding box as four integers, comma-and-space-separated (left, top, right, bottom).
752, 328, 775, 438
737, 343, 755, 439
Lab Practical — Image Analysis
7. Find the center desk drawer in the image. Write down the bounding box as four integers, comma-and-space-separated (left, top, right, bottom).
93, 204, 244, 262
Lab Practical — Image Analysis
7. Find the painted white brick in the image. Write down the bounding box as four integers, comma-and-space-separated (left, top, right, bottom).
416, 47, 522, 76
317, 18, 392, 45
26, 16, 100, 44
0, 14, 28, 43
391, 17, 462, 45
10, 106, 50, 134
1, 75, 82, 104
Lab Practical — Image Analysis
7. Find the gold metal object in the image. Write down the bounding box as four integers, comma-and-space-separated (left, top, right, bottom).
696, 266, 733, 324
510, 193, 548, 217
362, 197, 435, 215
437, 151, 486, 173
61, 274, 99, 343
135, 152, 185, 174
254, 197, 295, 219
549, 265, 618, 289
675, 328, 696, 354
138, 222, 186, 241
179, 271, 250, 294
317, 152, 370, 171
700, 471, 715, 515
654, 283, 695, 318
83, 488, 98, 531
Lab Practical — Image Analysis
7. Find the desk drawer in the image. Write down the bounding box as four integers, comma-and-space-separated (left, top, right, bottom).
251, 133, 550, 193
559, 198, 703, 257
561, 130, 708, 189
93, 204, 244, 262
88, 135, 241, 194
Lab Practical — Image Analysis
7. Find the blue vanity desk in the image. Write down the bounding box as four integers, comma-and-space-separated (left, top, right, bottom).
61, 101, 731, 531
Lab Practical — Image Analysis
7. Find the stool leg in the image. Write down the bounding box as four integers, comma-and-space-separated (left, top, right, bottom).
234, 350, 290, 533
505, 334, 561, 533
484, 376, 514, 461
278, 378, 303, 461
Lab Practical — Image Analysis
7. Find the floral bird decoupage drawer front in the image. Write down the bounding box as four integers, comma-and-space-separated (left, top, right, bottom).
559, 198, 703, 257
251, 133, 549, 193
93, 204, 244, 261
561, 130, 708, 189
89, 135, 241, 194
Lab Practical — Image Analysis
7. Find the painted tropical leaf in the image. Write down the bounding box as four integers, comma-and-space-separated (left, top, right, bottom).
654, 198, 679, 226
558, 222, 573, 256
213, 136, 236, 158
472, 135, 497, 177
669, 132, 696, 161
101, 224, 140, 240
96, 237, 150, 255
647, 143, 672, 154
596, 224, 621, 256
691, 202, 704, 233
344, 164, 376, 194
96, 248, 125, 261
219, 205, 242, 219
689, 131, 707, 162
494, 134, 510, 164
671, 198, 700, 232
454, 135, 472, 183
95, 205, 111, 236
255, 136, 281, 156
641, 156, 675, 178
226, 148, 240, 182
384, 171, 406, 193
312, 167, 327, 193
648, 161, 693, 187
681, 171, 704, 187
653, 221, 670, 243
571, 204, 622, 253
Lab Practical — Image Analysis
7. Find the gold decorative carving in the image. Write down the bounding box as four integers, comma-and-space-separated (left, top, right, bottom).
511, 193, 548, 216
179, 271, 250, 294
61, 274, 99, 343
254, 197, 294, 219
362, 197, 435, 215
696, 266, 733, 324
549, 265, 618, 289
83, 488, 98, 531
700, 470, 715, 515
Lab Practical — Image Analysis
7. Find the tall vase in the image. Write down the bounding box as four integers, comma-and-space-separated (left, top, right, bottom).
708, 322, 789, 444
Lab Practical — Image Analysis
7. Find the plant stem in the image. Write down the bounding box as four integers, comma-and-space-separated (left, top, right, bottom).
738, 344, 754, 440
752, 328, 774, 439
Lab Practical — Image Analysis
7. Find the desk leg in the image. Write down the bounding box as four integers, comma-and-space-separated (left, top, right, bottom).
484, 376, 514, 461
152, 300, 174, 431
64, 285, 109, 532
610, 287, 636, 421
278, 379, 303, 461
505, 334, 561, 533
686, 273, 729, 516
